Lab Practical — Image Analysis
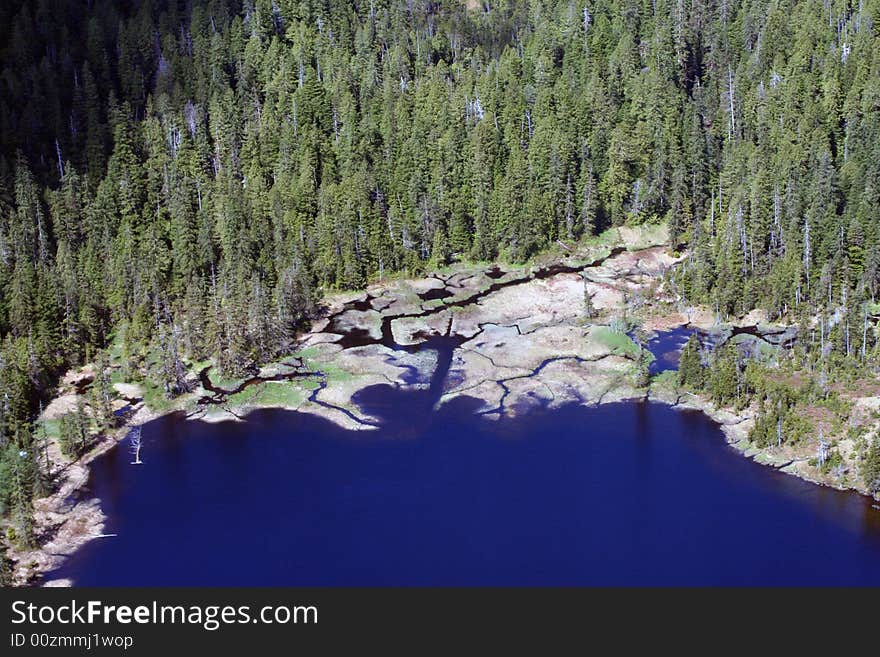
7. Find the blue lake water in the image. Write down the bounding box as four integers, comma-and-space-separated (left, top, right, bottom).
644, 327, 700, 374
49, 391, 880, 586
46, 327, 880, 586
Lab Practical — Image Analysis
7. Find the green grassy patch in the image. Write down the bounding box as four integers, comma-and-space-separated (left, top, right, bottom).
141, 380, 176, 413
226, 385, 261, 407
210, 374, 246, 390
651, 369, 678, 388
105, 330, 126, 362
187, 358, 212, 373
324, 365, 355, 383
293, 350, 354, 385
251, 382, 306, 408
590, 326, 641, 358
627, 223, 668, 248
226, 380, 307, 409
39, 418, 62, 441
294, 346, 321, 361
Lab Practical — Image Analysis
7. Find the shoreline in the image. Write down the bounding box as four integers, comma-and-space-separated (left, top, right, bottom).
10, 227, 879, 586
8, 403, 162, 586
16, 361, 878, 587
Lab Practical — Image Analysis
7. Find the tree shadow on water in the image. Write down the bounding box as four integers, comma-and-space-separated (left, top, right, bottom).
351, 382, 487, 439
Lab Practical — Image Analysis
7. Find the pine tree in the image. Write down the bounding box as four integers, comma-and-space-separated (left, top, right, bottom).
678, 334, 704, 390
0, 541, 12, 586
10, 446, 35, 548
863, 438, 880, 495
2, 0, 880, 532
709, 344, 739, 407
90, 351, 115, 432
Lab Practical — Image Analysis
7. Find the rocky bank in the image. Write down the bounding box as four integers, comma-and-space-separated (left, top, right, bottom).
10, 223, 880, 585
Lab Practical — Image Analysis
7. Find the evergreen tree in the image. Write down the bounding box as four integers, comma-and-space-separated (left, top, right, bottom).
863, 438, 880, 495
0, 541, 11, 586
90, 351, 115, 432
2, 0, 880, 531
678, 334, 704, 390
709, 344, 739, 408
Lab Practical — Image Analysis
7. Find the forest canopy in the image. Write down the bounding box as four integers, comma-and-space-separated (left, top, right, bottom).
1, 0, 879, 482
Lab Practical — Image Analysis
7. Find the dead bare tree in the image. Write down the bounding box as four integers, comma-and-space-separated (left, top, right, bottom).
130, 427, 143, 465
817, 429, 829, 469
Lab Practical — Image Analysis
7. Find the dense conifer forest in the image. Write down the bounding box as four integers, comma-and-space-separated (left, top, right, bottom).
2, 0, 880, 577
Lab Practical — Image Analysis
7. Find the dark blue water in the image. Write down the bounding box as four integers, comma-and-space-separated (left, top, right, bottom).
630, 326, 706, 374
644, 327, 699, 374
49, 390, 880, 586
